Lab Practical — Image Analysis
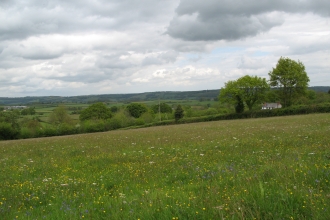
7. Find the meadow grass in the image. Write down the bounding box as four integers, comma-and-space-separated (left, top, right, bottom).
1, 113, 330, 219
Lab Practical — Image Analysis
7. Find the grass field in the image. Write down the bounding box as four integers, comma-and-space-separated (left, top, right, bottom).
1, 114, 330, 219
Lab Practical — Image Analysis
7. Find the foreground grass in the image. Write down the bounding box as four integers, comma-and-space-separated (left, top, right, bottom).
1, 114, 330, 219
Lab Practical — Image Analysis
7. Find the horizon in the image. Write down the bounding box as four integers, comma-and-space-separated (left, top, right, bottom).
1, 86, 329, 99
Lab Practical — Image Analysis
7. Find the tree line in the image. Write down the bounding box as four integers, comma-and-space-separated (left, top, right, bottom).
0, 102, 187, 140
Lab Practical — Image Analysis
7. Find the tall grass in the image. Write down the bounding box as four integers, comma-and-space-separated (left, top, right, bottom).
1, 114, 330, 219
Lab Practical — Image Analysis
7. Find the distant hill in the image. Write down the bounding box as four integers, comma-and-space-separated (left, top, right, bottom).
0, 90, 221, 105
308, 86, 330, 93
0, 86, 329, 105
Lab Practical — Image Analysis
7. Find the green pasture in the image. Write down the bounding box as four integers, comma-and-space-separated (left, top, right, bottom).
1, 114, 330, 219
21, 100, 223, 124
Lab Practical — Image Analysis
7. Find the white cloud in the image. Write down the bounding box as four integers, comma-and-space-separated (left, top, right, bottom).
0, 0, 329, 97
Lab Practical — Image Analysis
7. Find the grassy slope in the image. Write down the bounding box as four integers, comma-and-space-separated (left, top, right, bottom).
1, 114, 330, 219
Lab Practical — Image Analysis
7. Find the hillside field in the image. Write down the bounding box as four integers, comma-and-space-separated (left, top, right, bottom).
1, 114, 330, 219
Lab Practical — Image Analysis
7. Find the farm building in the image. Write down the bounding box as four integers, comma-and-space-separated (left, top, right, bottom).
262, 103, 282, 110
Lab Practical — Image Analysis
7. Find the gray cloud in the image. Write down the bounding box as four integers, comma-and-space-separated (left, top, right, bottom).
97, 53, 135, 70
142, 51, 179, 66
0, 0, 177, 41
166, 0, 330, 41
0, 0, 329, 97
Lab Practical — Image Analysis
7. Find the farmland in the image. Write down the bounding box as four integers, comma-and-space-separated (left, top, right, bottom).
1, 113, 330, 219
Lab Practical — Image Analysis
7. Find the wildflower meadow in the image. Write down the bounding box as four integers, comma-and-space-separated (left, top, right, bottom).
1, 113, 330, 219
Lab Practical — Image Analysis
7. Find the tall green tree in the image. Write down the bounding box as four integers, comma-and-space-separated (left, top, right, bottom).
126, 103, 148, 118
174, 105, 184, 122
49, 105, 73, 125
268, 57, 310, 107
151, 102, 173, 114
219, 75, 269, 111
80, 102, 112, 121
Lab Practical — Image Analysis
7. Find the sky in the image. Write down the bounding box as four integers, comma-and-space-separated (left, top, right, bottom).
1, 0, 329, 97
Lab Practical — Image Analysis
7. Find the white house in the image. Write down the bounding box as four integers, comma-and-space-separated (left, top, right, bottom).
262, 103, 282, 110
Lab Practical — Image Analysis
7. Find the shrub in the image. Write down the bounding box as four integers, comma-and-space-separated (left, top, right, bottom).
20, 127, 33, 139
80, 103, 112, 121
135, 118, 145, 126
58, 123, 77, 135
81, 120, 106, 133
140, 112, 154, 124
111, 110, 135, 128
105, 118, 122, 130
0, 122, 20, 140
205, 108, 218, 115
42, 126, 58, 137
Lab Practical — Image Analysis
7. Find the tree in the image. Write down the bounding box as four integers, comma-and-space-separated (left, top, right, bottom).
21, 107, 36, 115
219, 75, 269, 111
0, 111, 20, 140
126, 103, 148, 118
235, 95, 245, 113
268, 57, 310, 107
49, 105, 73, 125
0, 122, 19, 140
79, 102, 112, 121
151, 103, 173, 114
174, 105, 184, 122
110, 106, 118, 113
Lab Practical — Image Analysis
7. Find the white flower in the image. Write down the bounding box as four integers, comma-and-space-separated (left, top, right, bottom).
119, 193, 126, 198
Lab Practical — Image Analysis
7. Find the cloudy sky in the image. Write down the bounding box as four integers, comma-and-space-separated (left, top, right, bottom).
1, 0, 329, 97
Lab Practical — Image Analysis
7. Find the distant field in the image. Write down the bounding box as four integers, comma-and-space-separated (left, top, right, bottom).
1, 114, 330, 219
19, 100, 221, 125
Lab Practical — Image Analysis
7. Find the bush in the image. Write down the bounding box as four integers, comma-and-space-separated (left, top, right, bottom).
20, 127, 33, 139
0, 122, 20, 140
111, 110, 135, 128
135, 118, 145, 126
42, 126, 58, 137
81, 120, 106, 133
58, 123, 77, 135
140, 112, 154, 124
205, 108, 218, 116
105, 118, 122, 130
80, 103, 112, 121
